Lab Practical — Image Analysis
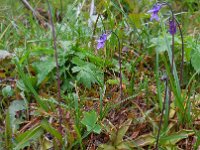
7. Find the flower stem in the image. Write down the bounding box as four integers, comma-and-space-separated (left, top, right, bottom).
155, 76, 168, 149
174, 18, 184, 86
111, 31, 122, 100
47, 0, 62, 133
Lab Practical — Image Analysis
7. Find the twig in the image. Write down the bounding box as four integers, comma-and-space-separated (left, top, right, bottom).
21, 0, 45, 25
46, 0, 62, 133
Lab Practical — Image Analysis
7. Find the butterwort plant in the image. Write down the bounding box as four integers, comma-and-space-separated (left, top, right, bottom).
148, 2, 185, 149
97, 31, 123, 100
148, 2, 184, 84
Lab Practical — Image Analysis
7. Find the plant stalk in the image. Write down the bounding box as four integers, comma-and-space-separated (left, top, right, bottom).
174, 18, 184, 86
155, 76, 168, 149
46, 0, 62, 132
111, 31, 122, 100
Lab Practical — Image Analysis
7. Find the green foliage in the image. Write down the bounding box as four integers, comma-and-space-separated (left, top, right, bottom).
191, 44, 200, 72
41, 120, 63, 142
98, 119, 132, 150
72, 57, 103, 89
2, 85, 13, 97
32, 57, 56, 85
150, 35, 181, 53
15, 59, 49, 111
0, 0, 199, 149
8, 100, 26, 132
81, 110, 101, 134
5, 110, 12, 150
14, 125, 44, 150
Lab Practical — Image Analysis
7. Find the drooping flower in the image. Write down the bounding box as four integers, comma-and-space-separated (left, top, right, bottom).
169, 19, 176, 35
97, 33, 107, 50
147, 4, 162, 21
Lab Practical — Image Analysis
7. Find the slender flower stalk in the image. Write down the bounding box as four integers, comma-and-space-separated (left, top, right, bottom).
174, 18, 184, 86
156, 75, 168, 149
111, 31, 122, 100
96, 31, 122, 100
46, 0, 62, 133
148, 2, 185, 148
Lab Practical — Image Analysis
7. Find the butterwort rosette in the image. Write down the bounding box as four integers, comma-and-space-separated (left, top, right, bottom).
169, 19, 177, 35
97, 33, 107, 50
148, 4, 163, 21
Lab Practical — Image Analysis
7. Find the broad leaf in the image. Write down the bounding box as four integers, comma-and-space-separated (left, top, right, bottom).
81, 110, 101, 134
2, 85, 13, 97
8, 100, 26, 132
115, 119, 132, 145
191, 45, 200, 72
32, 57, 56, 85
160, 130, 194, 145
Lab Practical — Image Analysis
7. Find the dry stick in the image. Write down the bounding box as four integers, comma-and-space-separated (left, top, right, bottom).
174, 18, 184, 86
46, 0, 62, 133
155, 76, 168, 149
21, 0, 45, 24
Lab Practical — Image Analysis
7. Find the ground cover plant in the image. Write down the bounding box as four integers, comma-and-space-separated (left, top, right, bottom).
0, 0, 200, 149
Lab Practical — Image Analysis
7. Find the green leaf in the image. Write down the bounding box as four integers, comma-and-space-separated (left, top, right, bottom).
32, 57, 56, 85
81, 110, 101, 134
128, 13, 144, 28
97, 144, 116, 150
132, 134, 155, 147
115, 119, 132, 145
15, 59, 49, 111
150, 35, 181, 53
41, 120, 62, 142
14, 125, 44, 150
5, 110, 12, 150
191, 45, 200, 72
8, 100, 26, 132
72, 57, 103, 89
2, 85, 13, 97
160, 130, 194, 145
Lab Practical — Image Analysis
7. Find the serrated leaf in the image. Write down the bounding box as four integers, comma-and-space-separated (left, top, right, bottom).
72, 57, 103, 89
81, 110, 101, 134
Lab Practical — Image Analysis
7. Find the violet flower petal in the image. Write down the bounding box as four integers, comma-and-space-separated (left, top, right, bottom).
169, 20, 177, 35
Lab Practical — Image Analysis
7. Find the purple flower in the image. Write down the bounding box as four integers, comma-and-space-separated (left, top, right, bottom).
148, 4, 162, 21
169, 20, 176, 35
97, 33, 107, 50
